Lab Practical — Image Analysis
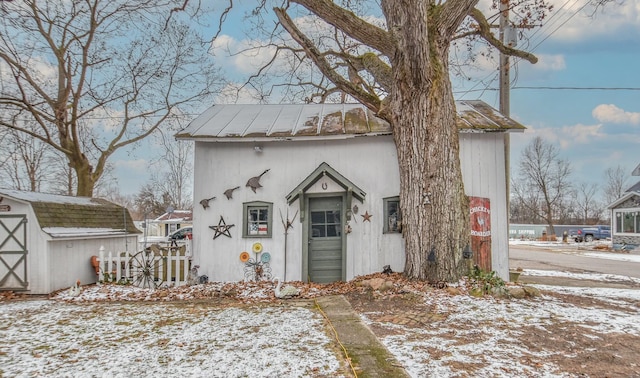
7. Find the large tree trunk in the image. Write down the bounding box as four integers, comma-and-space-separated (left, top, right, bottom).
384, 3, 469, 282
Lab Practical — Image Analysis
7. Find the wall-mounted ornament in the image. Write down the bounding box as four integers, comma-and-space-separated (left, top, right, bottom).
199, 196, 216, 209
361, 211, 373, 222
209, 216, 234, 239
352, 205, 359, 214
223, 186, 240, 200
246, 169, 270, 193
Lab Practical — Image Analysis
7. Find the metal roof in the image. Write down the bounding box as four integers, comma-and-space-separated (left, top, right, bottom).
176, 101, 525, 141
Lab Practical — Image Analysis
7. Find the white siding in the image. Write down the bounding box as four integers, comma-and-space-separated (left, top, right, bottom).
47, 236, 138, 293
192, 136, 402, 282
459, 133, 509, 279
192, 132, 509, 282
0, 196, 139, 294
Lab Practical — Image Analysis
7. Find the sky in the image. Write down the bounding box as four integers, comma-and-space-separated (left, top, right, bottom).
111, 0, 640, 201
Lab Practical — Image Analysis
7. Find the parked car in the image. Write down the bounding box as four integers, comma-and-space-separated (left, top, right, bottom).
167, 226, 192, 241
570, 226, 611, 242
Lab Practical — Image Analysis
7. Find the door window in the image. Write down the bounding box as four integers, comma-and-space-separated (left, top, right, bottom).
311, 210, 341, 237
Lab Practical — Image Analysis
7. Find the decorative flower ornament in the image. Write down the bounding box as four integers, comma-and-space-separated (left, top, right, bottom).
252, 242, 263, 253
239, 251, 250, 262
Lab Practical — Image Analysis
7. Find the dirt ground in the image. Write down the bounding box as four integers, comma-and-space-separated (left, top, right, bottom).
346, 284, 640, 377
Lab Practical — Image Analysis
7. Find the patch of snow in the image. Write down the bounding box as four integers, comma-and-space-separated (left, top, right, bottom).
581, 252, 640, 263
43, 227, 130, 237
0, 300, 342, 377
2, 272, 639, 378
366, 286, 640, 377
522, 268, 640, 285
0, 188, 98, 205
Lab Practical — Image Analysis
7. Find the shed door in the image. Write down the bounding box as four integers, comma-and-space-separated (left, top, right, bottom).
0, 215, 28, 290
308, 197, 343, 283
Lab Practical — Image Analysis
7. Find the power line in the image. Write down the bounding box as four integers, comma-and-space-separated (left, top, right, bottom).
455, 86, 640, 94
457, 0, 594, 100
516, 86, 640, 91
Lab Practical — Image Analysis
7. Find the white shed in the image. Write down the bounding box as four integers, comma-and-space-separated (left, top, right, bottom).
176, 101, 524, 283
0, 189, 140, 294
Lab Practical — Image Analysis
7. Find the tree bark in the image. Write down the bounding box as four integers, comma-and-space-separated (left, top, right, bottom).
382, 2, 469, 281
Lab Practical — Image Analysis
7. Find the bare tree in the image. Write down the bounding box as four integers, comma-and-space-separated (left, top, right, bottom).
513, 137, 572, 236
0, 0, 221, 197
603, 165, 630, 205
0, 126, 56, 191
573, 182, 604, 224
149, 128, 194, 210
208, 0, 549, 281
134, 184, 173, 220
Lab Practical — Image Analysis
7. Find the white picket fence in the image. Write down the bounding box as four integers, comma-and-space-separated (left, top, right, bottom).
96, 242, 192, 288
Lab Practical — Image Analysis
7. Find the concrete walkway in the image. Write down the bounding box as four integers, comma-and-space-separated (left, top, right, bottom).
314, 295, 410, 378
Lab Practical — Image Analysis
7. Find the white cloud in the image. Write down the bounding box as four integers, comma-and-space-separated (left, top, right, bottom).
535, 0, 640, 44
592, 104, 640, 125
561, 123, 604, 144
211, 35, 259, 75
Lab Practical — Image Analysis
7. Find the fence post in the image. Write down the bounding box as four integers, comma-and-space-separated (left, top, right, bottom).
98, 246, 105, 284
124, 250, 131, 281
166, 249, 174, 287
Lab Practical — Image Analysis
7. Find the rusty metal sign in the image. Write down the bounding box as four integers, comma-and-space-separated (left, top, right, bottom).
469, 197, 491, 272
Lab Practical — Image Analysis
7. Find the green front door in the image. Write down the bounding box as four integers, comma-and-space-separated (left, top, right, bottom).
308, 196, 343, 283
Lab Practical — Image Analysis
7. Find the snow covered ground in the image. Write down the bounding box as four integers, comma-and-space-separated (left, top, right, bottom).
0, 298, 342, 378
1, 240, 639, 377
364, 285, 640, 377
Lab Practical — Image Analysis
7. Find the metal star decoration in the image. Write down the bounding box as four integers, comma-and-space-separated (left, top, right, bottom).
209, 216, 235, 239
361, 211, 372, 222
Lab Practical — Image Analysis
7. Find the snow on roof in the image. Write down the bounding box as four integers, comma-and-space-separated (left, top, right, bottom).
42, 227, 130, 238
153, 210, 193, 222
0, 188, 98, 206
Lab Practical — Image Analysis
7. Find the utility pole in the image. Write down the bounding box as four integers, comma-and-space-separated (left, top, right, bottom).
500, 0, 513, 243
499, 0, 511, 117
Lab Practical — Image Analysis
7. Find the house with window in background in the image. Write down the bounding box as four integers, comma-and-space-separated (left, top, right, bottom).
608, 164, 640, 250
175, 102, 524, 283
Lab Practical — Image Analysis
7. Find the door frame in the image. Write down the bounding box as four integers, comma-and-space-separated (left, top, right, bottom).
302, 193, 347, 283
0, 214, 29, 290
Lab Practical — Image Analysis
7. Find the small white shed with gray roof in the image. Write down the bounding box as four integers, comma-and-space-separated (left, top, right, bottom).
176, 101, 524, 283
0, 189, 140, 294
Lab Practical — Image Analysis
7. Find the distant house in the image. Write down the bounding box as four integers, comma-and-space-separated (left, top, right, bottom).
608, 180, 640, 249
176, 102, 524, 283
0, 189, 140, 294
149, 210, 193, 237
